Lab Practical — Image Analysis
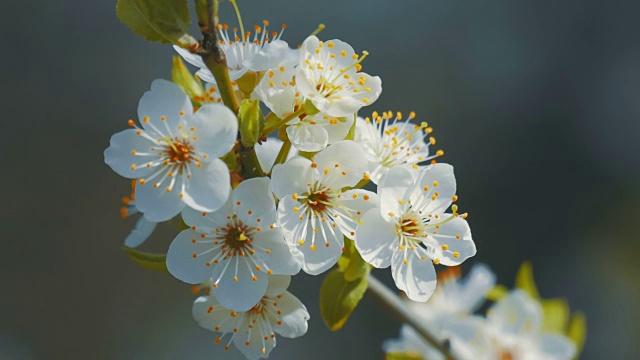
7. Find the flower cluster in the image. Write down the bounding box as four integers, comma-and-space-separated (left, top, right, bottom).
105, 12, 477, 360
384, 265, 580, 360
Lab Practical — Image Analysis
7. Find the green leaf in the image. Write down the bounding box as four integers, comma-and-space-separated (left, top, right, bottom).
541, 298, 570, 333
386, 352, 424, 360
344, 246, 371, 281
116, 0, 197, 48
337, 238, 355, 272
238, 99, 264, 147
122, 246, 167, 272
567, 312, 587, 358
344, 114, 357, 140
319, 269, 368, 331
485, 284, 509, 301
514, 261, 541, 299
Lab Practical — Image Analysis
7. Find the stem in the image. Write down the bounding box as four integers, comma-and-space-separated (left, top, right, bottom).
262, 107, 306, 136
271, 137, 292, 170
366, 274, 456, 360
201, 0, 239, 113
238, 145, 264, 178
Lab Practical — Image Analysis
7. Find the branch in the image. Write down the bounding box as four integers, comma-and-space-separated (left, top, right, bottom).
366, 274, 456, 360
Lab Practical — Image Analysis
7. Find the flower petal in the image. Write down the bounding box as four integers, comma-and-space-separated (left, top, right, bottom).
253, 229, 303, 275
212, 255, 269, 312
181, 197, 233, 231
272, 291, 309, 338
233, 177, 277, 227
333, 189, 379, 238
265, 275, 291, 297
174, 45, 206, 68
191, 103, 238, 158
124, 216, 157, 248
192, 295, 238, 333
410, 163, 456, 216
137, 79, 192, 134
233, 318, 276, 360
378, 166, 416, 219
253, 66, 297, 119
391, 248, 437, 302
325, 114, 355, 144
182, 158, 231, 213
355, 208, 397, 268
134, 173, 186, 222
255, 138, 294, 172
166, 229, 216, 284
534, 334, 577, 360
271, 156, 316, 199
313, 140, 367, 189
487, 290, 543, 337
425, 216, 475, 266
286, 123, 329, 152
244, 40, 292, 71
104, 129, 157, 179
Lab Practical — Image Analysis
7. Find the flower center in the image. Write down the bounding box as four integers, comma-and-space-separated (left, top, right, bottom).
500, 352, 514, 360
400, 219, 421, 236
218, 219, 254, 251
306, 191, 330, 212
164, 138, 193, 165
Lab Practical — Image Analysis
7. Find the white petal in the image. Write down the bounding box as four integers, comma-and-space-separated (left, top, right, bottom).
104, 129, 157, 179
273, 291, 309, 338
181, 197, 233, 231
410, 163, 456, 215
134, 173, 185, 222
253, 66, 297, 119
277, 197, 343, 275
425, 216, 476, 266
270, 156, 316, 199
325, 114, 355, 144
190, 103, 238, 158
487, 290, 542, 337
233, 318, 276, 360
174, 45, 206, 68
182, 158, 231, 213
233, 177, 277, 227
455, 263, 497, 313
195, 69, 216, 83
378, 166, 415, 219
137, 79, 192, 133
124, 216, 157, 248
355, 208, 397, 268
255, 138, 292, 172
287, 123, 329, 152
265, 275, 291, 297
391, 248, 437, 302
333, 189, 379, 238
535, 334, 577, 360
253, 229, 303, 275
212, 255, 269, 312
244, 40, 291, 71
192, 295, 238, 333
383, 325, 444, 359
313, 140, 367, 189
166, 229, 216, 284
441, 317, 494, 360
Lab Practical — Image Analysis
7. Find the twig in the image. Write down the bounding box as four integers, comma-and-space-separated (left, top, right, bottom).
367, 274, 456, 360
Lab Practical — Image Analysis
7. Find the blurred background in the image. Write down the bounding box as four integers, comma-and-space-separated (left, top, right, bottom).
1, 0, 638, 358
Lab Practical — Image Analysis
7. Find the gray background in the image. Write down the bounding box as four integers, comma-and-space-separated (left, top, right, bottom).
1, 0, 639, 358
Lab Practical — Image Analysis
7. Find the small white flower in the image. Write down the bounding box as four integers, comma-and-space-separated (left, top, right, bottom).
383, 325, 446, 360
254, 137, 296, 173
355, 164, 476, 302
104, 80, 237, 221
193, 275, 309, 360
167, 177, 303, 311
253, 65, 354, 152
271, 141, 378, 275
174, 22, 297, 83
355, 111, 443, 184
445, 291, 578, 360
296, 36, 382, 117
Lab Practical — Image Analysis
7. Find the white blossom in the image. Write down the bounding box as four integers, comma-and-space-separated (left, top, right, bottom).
271, 141, 378, 275
119, 182, 158, 248
444, 291, 578, 360
193, 275, 309, 360
254, 137, 296, 173
296, 36, 382, 117
174, 22, 297, 84
355, 111, 442, 184
167, 177, 303, 311
253, 65, 354, 152
104, 80, 236, 222
355, 164, 476, 301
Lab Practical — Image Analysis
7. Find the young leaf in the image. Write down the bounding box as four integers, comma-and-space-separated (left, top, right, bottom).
319, 269, 368, 331
116, 0, 197, 48
541, 298, 570, 333
122, 246, 168, 272
344, 246, 371, 281
172, 56, 205, 103
514, 261, 541, 299
386, 352, 424, 360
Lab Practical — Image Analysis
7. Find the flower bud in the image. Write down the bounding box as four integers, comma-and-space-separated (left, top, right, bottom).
238, 99, 264, 147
